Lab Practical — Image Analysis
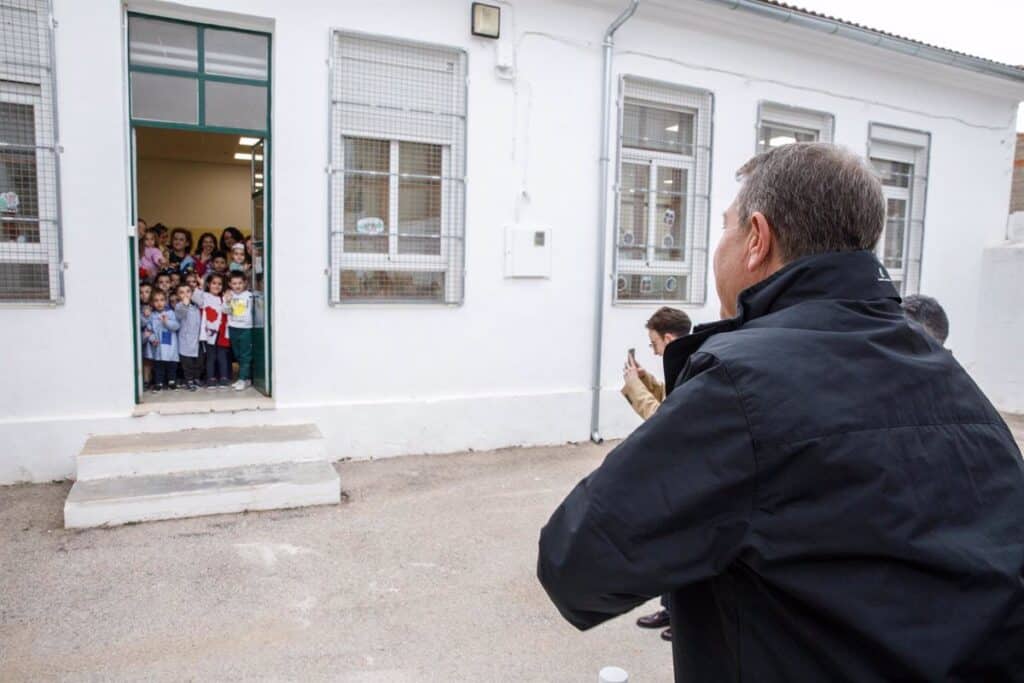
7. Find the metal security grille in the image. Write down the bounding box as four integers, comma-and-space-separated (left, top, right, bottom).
0, 0, 62, 303
329, 32, 467, 304
868, 123, 930, 297
613, 77, 712, 305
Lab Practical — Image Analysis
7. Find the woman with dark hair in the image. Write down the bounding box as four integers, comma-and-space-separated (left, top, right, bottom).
193, 232, 218, 276
219, 226, 244, 253
168, 228, 195, 272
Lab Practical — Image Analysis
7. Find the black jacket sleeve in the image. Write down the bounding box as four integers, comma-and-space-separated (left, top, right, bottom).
537, 352, 757, 630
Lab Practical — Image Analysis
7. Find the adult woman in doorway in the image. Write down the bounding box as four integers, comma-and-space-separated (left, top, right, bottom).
220, 226, 244, 253
193, 232, 218, 276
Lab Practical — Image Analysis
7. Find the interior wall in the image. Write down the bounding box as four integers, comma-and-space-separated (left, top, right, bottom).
137, 158, 251, 237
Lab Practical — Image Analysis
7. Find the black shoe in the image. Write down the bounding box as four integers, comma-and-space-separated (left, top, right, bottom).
187, 382, 198, 392
168, 381, 177, 390
152, 384, 163, 393
637, 609, 670, 629
660, 628, 672, 642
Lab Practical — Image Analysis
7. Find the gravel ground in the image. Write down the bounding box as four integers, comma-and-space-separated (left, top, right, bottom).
0, 441, 672, 682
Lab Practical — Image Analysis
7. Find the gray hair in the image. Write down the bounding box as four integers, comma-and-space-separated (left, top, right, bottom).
735, 143, 886, 262
901, 294, 949, 345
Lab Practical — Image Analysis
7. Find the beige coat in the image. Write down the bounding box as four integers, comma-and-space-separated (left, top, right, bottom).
621, 371, 666, 420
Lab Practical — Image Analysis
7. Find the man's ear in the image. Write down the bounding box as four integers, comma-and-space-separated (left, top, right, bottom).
745, 211, 774, 272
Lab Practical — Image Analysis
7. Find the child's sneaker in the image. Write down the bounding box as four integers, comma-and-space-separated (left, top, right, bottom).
206, 382, 217, 391
218, 379, 230, 390
151, 384, 163, 393
232, 379, 249, 391
187, 381, 198, 392
167, 381, 177, 391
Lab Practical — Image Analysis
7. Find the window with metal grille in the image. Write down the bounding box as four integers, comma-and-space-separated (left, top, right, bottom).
868, 124, 930, 296
756, 102, 834, 153
614, 77, 712, 304
329, 32, 467, 304
1, 0, 62, 303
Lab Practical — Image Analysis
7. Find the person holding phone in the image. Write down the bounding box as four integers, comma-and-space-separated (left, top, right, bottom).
622, 307, 693, 421
621, 306, 692, 641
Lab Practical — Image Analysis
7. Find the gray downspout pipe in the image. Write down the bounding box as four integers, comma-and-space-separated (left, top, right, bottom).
590, 0, 640, 444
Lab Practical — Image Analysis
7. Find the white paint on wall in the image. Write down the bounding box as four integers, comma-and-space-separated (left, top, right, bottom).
974, 240, 1024, 415
1, 0, 1021, 483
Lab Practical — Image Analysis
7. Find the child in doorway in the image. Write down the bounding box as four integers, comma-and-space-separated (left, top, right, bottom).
199, 273, 231, 390
169, 228, 196, 272
224, 271, 254, 391
139, 229, 164, 279
146, 290, 180, 391
153, 223, 170, 256
154, 271, 172, 298
229, 242, 249, 273
208, 251, 229, 280
139, 281, 154, 388
168, 271, 182, 305
174, 284, 202, 391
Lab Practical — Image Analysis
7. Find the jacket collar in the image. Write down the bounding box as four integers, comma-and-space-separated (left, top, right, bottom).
663, 250, 900, 392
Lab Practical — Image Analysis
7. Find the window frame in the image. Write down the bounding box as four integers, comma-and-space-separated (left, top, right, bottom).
337, 137, 451, 273
755, 101, 834, 153
872, 149, 914, 287
328, 30, 468, 306
126, 12, 271, 137
0, 88, 51, 262
867, 124, 931, 297
0, 0, 63, 305
613, 77, 713, 306
616, 149, 696, 276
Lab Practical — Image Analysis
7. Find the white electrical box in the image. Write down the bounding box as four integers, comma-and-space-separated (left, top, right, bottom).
504, 226, 552, 278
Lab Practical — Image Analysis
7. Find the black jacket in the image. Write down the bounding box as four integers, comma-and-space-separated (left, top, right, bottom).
538, 251, 1024, 682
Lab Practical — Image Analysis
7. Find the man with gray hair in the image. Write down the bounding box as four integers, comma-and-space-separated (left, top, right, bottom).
538, 143, 1024, 681
902, 293, 950, 345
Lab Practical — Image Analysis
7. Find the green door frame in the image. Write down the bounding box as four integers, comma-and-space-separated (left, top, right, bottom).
126, 12, 272, 400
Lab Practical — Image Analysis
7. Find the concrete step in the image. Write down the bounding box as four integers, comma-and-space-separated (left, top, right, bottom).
64, 460, 341, 529
77, 424, 326, 480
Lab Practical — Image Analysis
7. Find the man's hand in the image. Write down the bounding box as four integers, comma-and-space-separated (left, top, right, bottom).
623, 364, 640, 383
625, 352, 647, 379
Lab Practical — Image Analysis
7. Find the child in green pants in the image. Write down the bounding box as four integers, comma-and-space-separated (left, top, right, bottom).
225, 271, 254, 391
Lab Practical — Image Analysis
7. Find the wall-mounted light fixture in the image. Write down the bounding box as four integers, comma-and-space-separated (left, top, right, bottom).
471, 2, 500, 39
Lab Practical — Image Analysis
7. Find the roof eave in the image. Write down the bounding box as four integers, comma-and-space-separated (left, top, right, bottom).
696, 0, 1024, 86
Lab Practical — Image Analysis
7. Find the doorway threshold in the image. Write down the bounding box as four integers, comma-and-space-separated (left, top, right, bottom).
134, 387, 274, 417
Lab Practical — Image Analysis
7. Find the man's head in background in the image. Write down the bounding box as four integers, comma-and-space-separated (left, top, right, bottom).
646, 307, 693, 356
901, 294, 949, 346
715, 143, 886, 318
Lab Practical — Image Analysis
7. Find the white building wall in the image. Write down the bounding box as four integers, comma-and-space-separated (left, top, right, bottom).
1, 0, 1020, 483
974, 240, 1024, 414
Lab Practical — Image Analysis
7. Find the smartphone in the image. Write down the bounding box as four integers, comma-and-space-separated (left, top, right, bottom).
628, 348, 636, 365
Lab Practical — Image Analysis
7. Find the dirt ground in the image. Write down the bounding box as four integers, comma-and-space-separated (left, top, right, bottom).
0, 441, 673, 682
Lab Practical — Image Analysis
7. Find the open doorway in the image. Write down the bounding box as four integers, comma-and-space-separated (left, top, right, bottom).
125, 13, 271, 406
133, 127, 269, 403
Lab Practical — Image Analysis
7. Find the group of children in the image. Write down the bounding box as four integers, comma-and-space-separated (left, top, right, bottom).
137, 221, 256, 392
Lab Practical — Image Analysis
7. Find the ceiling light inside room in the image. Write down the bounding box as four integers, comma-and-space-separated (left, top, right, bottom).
238, 137, 260, 146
